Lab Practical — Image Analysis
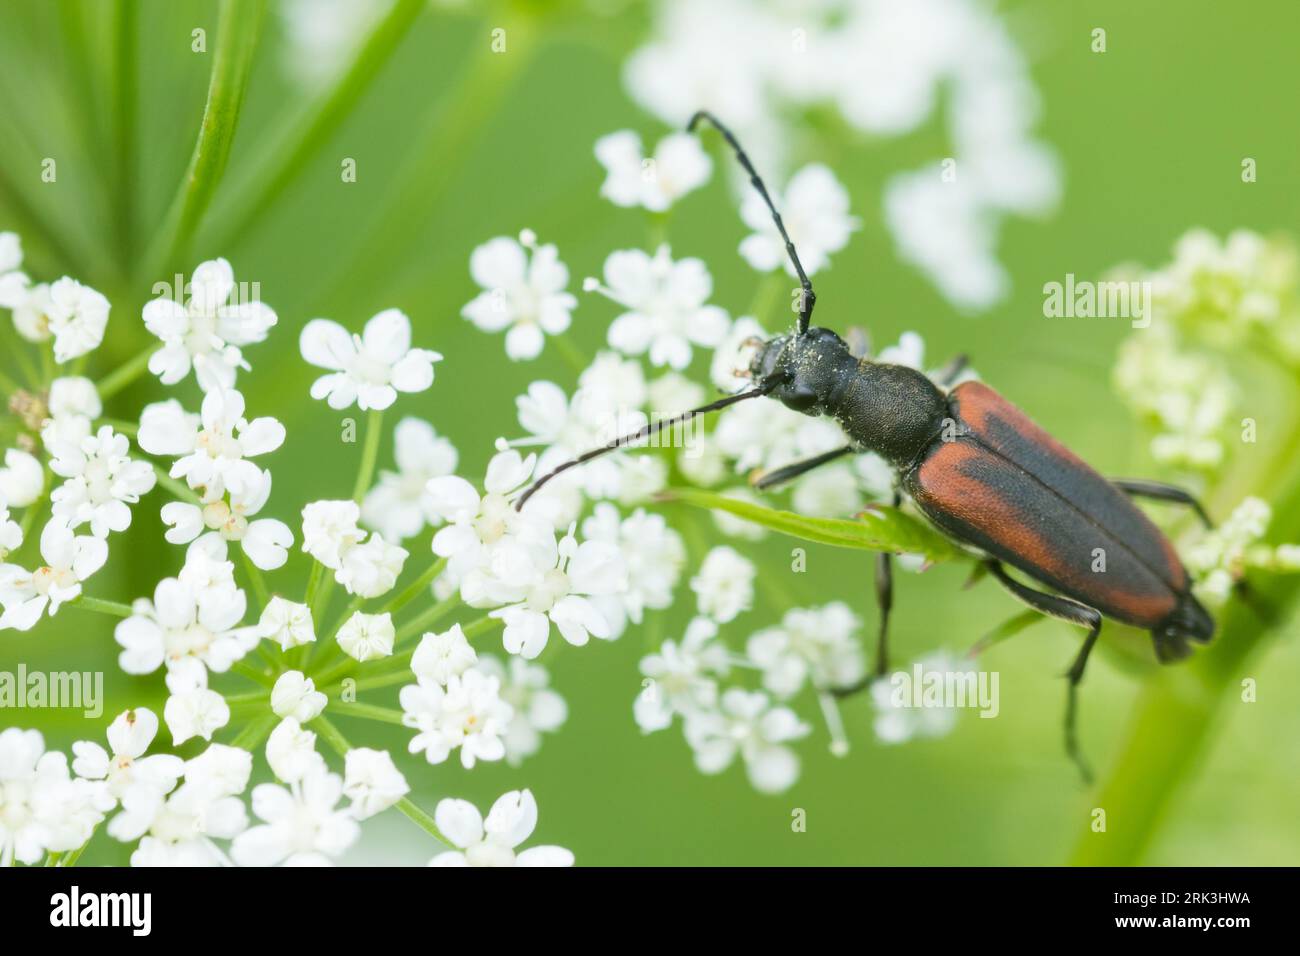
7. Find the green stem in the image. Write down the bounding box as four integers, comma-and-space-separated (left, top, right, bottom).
230, 660, 276, 688
141, 0, 265, 282
382, 556, 447, 616
153, 463, 202, 504
70, 595, 134, 618
95, 345, 156, 400
201, 0, 425, 251
229, 713, 277, 750
1070, 443, 1300, 864
394, 591, 461, 643
312, 715, 448, 846
303, 559, 325, 608
241, 548, 270, 610
330, 701, 406, 726
353, 408, 384, 502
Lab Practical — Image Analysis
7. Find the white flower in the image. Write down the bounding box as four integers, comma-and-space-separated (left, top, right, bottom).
42, 376, 102, 448
739, 164, 858, 276
300, 308, 441, 410
0, 519, 108, 631
411, 623, 477, 685
113, 544, 256, 674
336, 532, 407, 598
871, 652, 971, 744
231, 766, 360, 866
0, 231, 28, 311
684, 688, 811, 793
690, 545, 755, 623
258, 597, 316, 650
1185, 497, 1283, 603
46, 277, 110, 363
747, 602, 865, 699
163, 659, 231, 745
342, 748, 409, 820
271, 671, 328, 722
138, 389, 285, 498
71, 707, 184, 842
475, 655, 567, 765
143, 258, 276, 391
400, 669, 513, 769
0, 448, 43, 508
301, 499, 364, 569
634, 616, 730, 733
266, 718, 326, 784
0, 498, 22, 561
161, 471, 294, 571
581, 503, 684, 624
129, 743, 251, 866
587, 245, 730, 369
361, 418, 458, 541
429, 789, 572, 867
48, 425, 155, 538
714, 396, 846, 474
595, 129, 712, 212
709, 315, 767, 393
336, 611, 395, 662
462, 230, 578, 361
11, 282, 52, 343
490, 525, 627, 660
0, 728, 108, 865
427, 446, 556, 601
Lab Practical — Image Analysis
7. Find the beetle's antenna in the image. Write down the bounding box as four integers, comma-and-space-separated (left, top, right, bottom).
515, 385, 773, 512
688, 110, 816, 336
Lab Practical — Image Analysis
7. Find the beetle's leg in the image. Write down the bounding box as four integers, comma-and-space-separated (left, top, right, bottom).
934, 353, 971, 388
689, 110, 816, 335
1111, 478, 1213, 528
751, 445, 854, 490
873, 550, 893, 677
986, 561, 1102, 784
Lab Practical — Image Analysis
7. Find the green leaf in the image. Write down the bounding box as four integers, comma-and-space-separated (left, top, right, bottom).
657, 487, 965, 563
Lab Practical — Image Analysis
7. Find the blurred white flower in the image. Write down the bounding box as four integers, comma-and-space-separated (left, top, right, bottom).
871, 651, 971, 744
336, 532, 407, 599
429, 789, 572, 867
343, 747, 408, 820
143, 258, 277, 391
690, 545, 755, 623
400, 669, 513, 769
42, 376, 102, 449
0, 519, 108, 631
595, 129, 712, 212
633, 616, 730, 733
301, 499, 364, 569
0, 498, 21, 561
336, 610, 395, 662
0, 728, 108, 865
0, 231, 28, 310
462, 230, 578, 361
265, 718, 326, 784
48, 425, 155, 538
1185, 497, 1297, 603
747, 602, 865, 699
684, 688, 810, 794
130, 744, 251, 866
581, 503, 684, 624
232, 766, 359, 866
361, 417, 458, 541
271, 671, 328, 723
475, 654, 567, 765
739, 164, 858, 276
586, 245, 730, 369
714, 394, 846, 473
300, 308, 441, 410
0, 448, 44, 507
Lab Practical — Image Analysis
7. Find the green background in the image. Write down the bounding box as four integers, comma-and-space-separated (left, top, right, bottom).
1, 0, 1297, 865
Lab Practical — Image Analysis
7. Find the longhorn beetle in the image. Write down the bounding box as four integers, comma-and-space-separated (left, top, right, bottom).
516, 110, 1216, 780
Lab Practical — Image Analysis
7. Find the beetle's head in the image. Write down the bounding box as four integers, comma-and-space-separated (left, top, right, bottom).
751, 327, 852, 414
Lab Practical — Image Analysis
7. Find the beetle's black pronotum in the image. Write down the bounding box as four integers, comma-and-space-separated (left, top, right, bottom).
516, 111, 1216, 780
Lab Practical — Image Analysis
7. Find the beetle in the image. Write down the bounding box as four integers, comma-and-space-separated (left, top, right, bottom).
516, 111, 1215, 779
